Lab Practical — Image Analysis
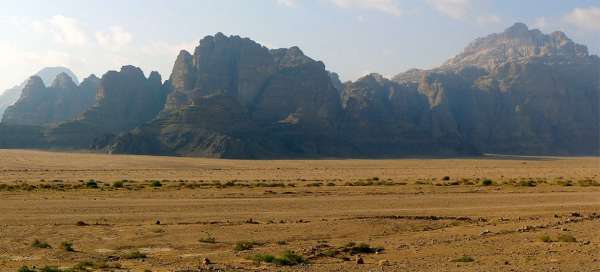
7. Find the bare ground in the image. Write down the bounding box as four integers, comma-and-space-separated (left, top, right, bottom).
0, 149, 599, 271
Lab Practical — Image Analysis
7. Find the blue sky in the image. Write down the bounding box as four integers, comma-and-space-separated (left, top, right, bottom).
0, 0, 599, 92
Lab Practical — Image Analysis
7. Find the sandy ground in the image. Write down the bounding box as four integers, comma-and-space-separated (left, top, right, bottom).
0, 149, 599, 271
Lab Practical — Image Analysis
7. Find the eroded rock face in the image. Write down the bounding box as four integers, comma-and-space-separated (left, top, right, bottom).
394, 23, 600, 155
2, 73, 97, 126
0, 67, 80, 119
47, 66, 167, 148
108, 34, 344, 158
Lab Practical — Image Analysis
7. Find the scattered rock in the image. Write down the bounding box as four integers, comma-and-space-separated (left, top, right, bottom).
355, 256, 364, 265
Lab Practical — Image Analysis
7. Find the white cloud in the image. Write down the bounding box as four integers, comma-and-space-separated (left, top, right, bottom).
532, 17, 547, 30
427, 0, 469, 20
276, 0, 297, 7
476, 14, 501, 25
564, 6, 600, 31
49, 15, 88, 46
96, 26, 133, 50
329, 0, 403, 16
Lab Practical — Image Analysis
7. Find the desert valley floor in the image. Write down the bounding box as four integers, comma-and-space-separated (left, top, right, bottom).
0, 150, 599, 271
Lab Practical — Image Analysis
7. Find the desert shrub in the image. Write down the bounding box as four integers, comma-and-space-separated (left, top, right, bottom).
61, 241, 74, 252
85, 180, 98, 189
150, 180, 162, 187
234, 241, 262, 251
76, 221, 88, 226
517, 180, 536, 187
326, 182, 336, 186
18, 266, 35, 272
341, 242, 383, 255
199, 236, 216, 244
305, 182, 323, 187
442, 176, 451, 181
539, 235, 553, 243
578, 179, 600, 187
112, 180, 125, 188
452, 255, 475, 262
249, 250, 307, 266
557, 234, 577, 243
276, 240, 288, 245
123, 250, 147, 259
481, 179, 493, 186
32, 239, 52, 249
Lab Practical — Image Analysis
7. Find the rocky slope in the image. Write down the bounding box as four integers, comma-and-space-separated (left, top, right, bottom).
1, 24, 597, 157
2, 73, 97, 126
0, 67, 79, 119
107, 34, 345, 158
394, 23, 600, 155
46, 66, 167, 148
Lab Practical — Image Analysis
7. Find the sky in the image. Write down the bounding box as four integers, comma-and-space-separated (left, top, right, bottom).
0, 0, 599, 92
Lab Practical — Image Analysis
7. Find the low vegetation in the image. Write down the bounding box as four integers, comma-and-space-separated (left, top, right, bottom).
539, 234, 577, 243
31, 239, 52, 249
234, 240, 263, 251
249, 250, 307, 266
452, 255, 475, 262
123, 250, 147, 259
60, 241, 75, 252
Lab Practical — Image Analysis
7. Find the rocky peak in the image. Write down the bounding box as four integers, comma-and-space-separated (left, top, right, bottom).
23, 76, 45, 91
51, 73, 77, 89
444, 22, 590, 69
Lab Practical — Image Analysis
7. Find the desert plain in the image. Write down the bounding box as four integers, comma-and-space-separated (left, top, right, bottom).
0, 149, 599, 271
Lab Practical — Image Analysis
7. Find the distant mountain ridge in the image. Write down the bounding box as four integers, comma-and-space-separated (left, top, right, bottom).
0, 23, 597, 157
0, 67, 79, 119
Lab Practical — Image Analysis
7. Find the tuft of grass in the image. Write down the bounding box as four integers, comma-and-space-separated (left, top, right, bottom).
481, 179, 493, 186
557, 234, 577, 243
18, 266, 36, 272
85, 180, 98, 189
517, 180, 537, 187
341, 242, 383, 255
452, 255, 475, 262
123, 250, 147, 259
112, 180, 125, 188
234, 241, 263, 252
249, 250, 307, 266
32, 239, 52, 249
539, 235, 553, 243
61, 241, 75, 252
150, 180, 162, 187
199, 236, 216, 244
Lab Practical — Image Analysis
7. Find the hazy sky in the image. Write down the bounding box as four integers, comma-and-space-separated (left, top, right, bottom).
0, 0, 599, 92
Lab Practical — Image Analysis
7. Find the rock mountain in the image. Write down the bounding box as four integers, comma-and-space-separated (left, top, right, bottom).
0, 67, 78, 119
0, 23, 597, 157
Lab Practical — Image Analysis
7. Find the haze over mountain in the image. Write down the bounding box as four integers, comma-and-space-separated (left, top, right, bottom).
0, 67, 78, 119
0, 23, 597, 157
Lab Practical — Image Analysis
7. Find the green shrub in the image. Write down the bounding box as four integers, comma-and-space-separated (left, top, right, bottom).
341, 242, 383, 255
234, 241, 262, 251
85, 180, 98, 189
452, 255, 475, 262
481, 179, 493, 186
32, 239, 52, 249
112, 180, 125, 188
539, 235, 553, 243
123, 250, 147, 259
18, 267, 35, 272
150, 180, 162, 187
557, 234, 577, 243
518, 180, 536, 187
249, 250, 307, 266
61, 241, 74, 252
199, 236, 216, 244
